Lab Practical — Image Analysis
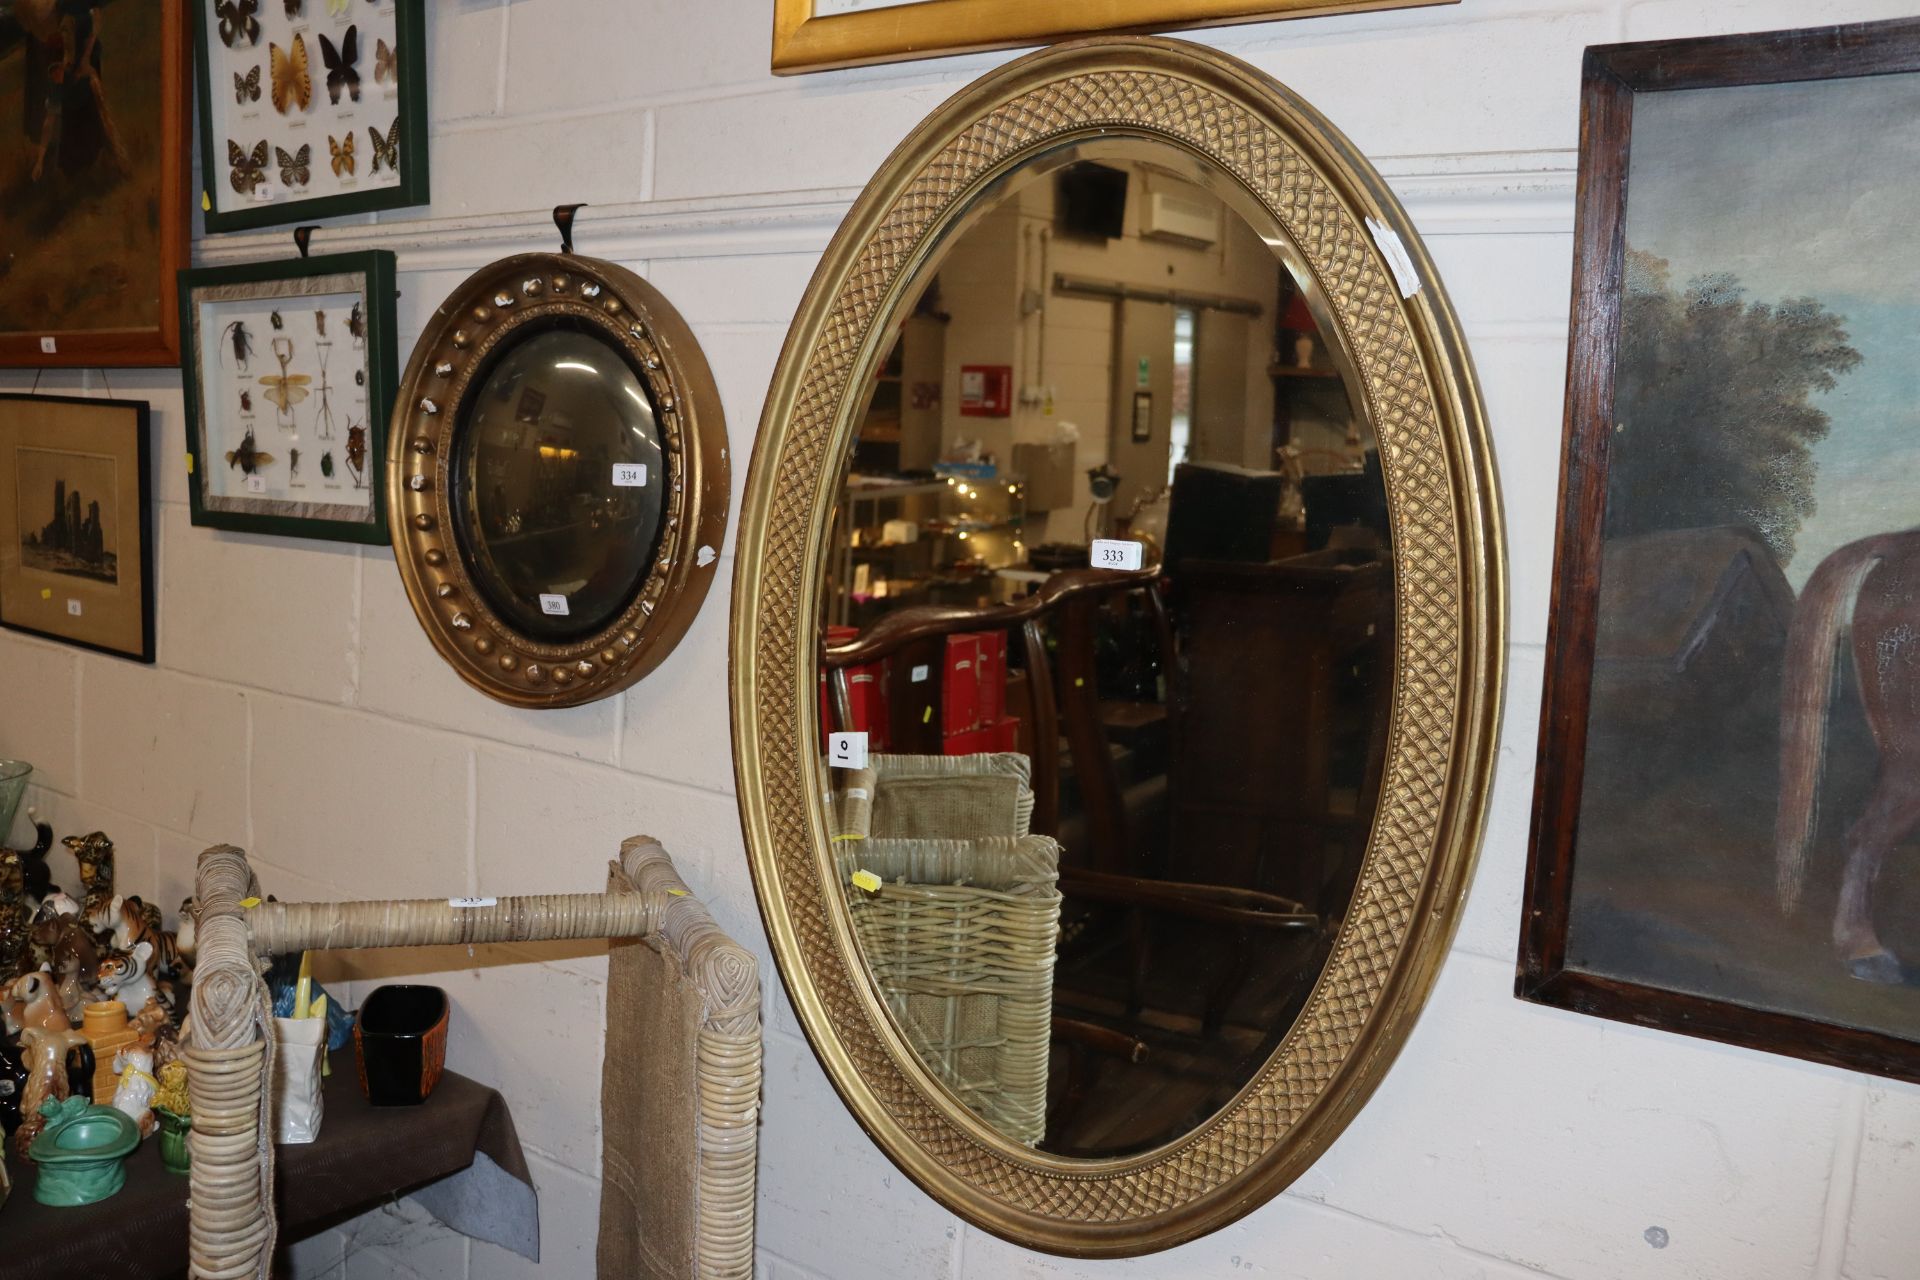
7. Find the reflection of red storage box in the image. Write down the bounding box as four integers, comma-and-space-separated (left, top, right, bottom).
944, 716, 1020, 756
821, 625, 891, 750
943, 632, 1007, 734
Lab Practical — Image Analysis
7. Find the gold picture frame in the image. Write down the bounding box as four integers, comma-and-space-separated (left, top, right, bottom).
771, 0, 1456, 73
387, 253, 729, 708
731, 36, 1505, 1255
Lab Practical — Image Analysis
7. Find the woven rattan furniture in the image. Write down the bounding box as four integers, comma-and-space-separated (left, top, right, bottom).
830, 752, 1061, 1147
184, 835, 759, 1280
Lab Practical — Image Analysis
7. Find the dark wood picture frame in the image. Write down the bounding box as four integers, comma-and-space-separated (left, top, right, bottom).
0, 0, 190, 368
178, 249, 397, 544
1520, 16, 1920, 1082
191, 0, 428, 233
0, 393, 155, 662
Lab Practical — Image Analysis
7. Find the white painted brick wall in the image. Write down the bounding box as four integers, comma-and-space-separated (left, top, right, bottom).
4, 0, 1915, 1275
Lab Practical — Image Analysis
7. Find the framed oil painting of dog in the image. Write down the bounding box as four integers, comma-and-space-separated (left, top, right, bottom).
0, 0, 189, 367
1522, 17, 1920, 1082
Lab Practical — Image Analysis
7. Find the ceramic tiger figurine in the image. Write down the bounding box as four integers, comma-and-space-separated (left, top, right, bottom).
111, 895, 189, 982
95, 940, 160, 1020
63, 832, 115, 934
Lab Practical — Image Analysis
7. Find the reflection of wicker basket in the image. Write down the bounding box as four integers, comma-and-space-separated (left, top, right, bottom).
829, 753, 1058, 1147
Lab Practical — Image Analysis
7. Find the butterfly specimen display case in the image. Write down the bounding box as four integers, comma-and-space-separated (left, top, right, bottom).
178, 250, 398, 543
192, 0, 426, 232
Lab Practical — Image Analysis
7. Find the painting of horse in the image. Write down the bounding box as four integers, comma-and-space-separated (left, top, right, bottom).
1526, 26, 1920, 1080
1777, 530, 1920, 984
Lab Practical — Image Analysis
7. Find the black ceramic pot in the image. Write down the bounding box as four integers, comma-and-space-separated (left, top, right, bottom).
352, 985, 449, 1107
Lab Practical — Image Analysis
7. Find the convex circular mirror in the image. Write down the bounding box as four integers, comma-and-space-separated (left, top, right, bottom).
732, 37, 1505, 1254
391, 254, 727, 706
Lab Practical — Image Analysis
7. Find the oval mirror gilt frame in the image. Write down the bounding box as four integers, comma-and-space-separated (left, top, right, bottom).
390, 254, 728, 708
731, 37, 1504, 1255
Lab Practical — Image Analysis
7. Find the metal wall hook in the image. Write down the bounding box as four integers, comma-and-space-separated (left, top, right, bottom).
554, 204, 587, 255
293, 225, 319, 259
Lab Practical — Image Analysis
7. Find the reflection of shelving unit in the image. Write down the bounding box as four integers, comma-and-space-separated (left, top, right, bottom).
852, 315, 946, 474
826, 477, 1026, 628
1271, 280, 1358, 457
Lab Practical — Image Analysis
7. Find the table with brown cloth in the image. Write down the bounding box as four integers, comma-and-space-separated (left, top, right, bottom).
0, 1069, 539, 1279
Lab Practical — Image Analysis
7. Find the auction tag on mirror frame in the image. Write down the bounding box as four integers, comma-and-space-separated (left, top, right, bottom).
827, 731, 869, 770
1090, 538, 1144, 571
611, 462, 648, 487
244, 473, 267, 494
539, 593, 570, 616
448, 897, 497, 909
1366, 216, 1422, 299
65, 599, 82, 617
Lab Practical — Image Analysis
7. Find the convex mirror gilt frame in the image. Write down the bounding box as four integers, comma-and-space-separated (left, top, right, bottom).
390, 254, 728, 708
732, 37, 1505, 1254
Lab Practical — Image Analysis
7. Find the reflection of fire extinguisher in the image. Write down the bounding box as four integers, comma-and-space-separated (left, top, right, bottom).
910, 381, 940, 411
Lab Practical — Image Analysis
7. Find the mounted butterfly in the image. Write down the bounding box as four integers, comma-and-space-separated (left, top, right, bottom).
270, 34, 311, 114
193, 0, 428, 231
318, 26, 360, 104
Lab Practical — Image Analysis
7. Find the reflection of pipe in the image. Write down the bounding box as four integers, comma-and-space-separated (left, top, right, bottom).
1037, 227, 1051, 395
1053, 272, 1263, 317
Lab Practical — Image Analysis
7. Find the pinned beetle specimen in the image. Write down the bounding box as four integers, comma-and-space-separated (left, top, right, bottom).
220, 320, 254, 371
225, 427, 275, 475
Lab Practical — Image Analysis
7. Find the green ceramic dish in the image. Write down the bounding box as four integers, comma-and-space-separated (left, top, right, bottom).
28, 1096, 140, 1206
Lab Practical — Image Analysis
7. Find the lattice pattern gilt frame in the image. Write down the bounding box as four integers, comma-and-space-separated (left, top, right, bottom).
730, 37, 1505, 1256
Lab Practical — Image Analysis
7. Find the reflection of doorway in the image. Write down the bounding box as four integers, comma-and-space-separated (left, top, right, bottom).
1166, 307, 1194, 486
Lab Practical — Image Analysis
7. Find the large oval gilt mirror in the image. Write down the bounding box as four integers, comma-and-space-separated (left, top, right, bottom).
732, 37, 1504, 1254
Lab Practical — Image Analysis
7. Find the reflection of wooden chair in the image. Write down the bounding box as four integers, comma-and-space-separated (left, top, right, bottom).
826, 755, 1059, 1146
822, 568, 1318, 1037
185, 838, 760, 1280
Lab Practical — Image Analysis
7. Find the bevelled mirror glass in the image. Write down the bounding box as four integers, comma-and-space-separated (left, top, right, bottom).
732, 37, 1505, 1255
390, 252, 728, 708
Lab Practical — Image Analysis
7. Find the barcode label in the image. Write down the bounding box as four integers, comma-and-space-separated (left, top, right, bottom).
448, 897, 497, 909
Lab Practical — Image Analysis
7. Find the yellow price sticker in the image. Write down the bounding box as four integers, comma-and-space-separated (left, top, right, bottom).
240, 896, 262, 908
851, 870, 882, 893
922, 706, 932, 724
667, 888, 688, 897
39, 588, 51, 600
186, 453, 195, 474
201, 191, 212, 212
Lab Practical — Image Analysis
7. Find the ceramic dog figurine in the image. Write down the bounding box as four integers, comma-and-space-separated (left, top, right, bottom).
32, 917, 100, 1024
14, 1024, 87, 1159
3, 969, 71, 1036
109, 1045, 157, 1139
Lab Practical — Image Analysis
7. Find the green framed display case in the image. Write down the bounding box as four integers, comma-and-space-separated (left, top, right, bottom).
179, 249, 398, 544
192, 0, 428, 233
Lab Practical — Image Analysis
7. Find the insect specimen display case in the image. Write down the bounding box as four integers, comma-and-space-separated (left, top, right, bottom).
178, 250, 398, 543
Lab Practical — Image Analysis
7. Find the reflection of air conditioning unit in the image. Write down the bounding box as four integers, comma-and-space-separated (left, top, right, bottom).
1141, 188, 1220, 246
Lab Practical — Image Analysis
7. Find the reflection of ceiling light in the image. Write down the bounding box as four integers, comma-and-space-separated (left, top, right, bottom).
624, 387, 650, 413
553, 361, 597, 373
957, 531, 969, 540
538, 445, 580, 460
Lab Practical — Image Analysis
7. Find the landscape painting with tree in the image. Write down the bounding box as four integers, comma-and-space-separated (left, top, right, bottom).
1524, 21, 1920, 1081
